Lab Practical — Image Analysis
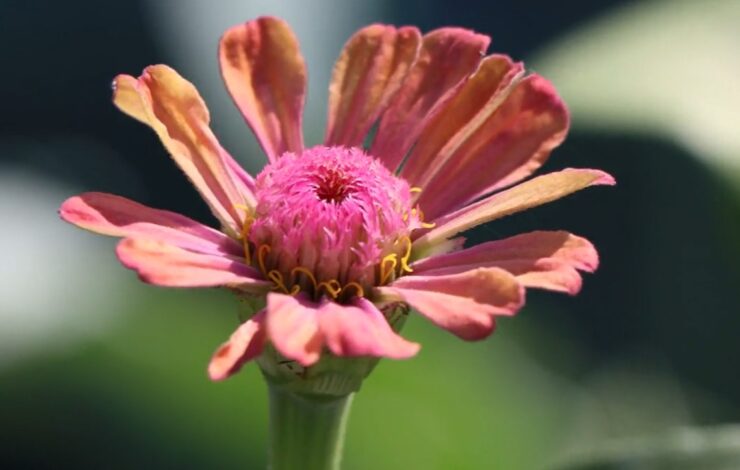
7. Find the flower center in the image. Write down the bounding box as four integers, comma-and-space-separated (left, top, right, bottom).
314, 168, 355, 203
243, 146, 424, 301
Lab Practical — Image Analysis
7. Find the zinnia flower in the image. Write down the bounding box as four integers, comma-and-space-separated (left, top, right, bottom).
60, 17, 613, 384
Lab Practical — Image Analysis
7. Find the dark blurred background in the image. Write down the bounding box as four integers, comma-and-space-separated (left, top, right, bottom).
2, 0, 739, 469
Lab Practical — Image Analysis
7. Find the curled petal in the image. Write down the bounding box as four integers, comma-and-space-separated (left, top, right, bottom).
415, 74, 570, 220
208, 311, 267, 381
116, 238, 269, 291
414, 169, 615, 253
318, 298, 420, 359
266, 293, 322, 366
383, 290, 496, 340
412, 231, 599, 294
265, 294, 420, 365
501, 259, 584, 294
60, 192, 242, 257
220, 17, 306, 162
112, 66, 255, 235
112, 75, 148, 123
371, 27, 490, 172
325, 24, 420, 147
378, 268, 524, 340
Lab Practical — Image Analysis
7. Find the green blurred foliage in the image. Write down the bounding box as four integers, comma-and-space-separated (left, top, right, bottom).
1, 285, 572, 469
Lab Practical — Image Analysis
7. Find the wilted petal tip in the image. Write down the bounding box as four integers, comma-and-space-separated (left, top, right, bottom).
573, 168, 616, 186
208, 313, 267, 381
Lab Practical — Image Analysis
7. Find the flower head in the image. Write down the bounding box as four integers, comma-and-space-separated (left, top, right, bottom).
60, 17, 614, 388
249, 145, 420, 296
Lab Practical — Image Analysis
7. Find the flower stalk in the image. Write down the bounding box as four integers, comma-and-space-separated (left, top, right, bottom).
267, 383, 353, 470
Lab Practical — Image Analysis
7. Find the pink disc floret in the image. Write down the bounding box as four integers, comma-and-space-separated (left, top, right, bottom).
249, 146, 421, 293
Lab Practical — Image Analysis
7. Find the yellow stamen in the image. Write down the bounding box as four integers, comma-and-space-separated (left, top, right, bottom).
409, 187, 423, 194
234, 204, 255, 265
318, 280, 342, 299
291, 267, 364, 299
342, 282, 365, 298
380, 254, 398, 284
256, 245, 368, 299
399, 236, 414, 273
291, 267, 319, 292
267, 270, 292, 294
415, 207, 436, 228
240, 222, 254, 265
257, 245, 271, 276
241, 236, 251, 265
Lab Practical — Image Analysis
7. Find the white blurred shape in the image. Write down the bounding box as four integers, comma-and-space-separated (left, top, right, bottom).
532, 0, 740, 181
0, 167, 127, 368
144, 0, 388, 175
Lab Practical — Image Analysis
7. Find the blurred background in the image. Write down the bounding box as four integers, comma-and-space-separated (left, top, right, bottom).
2, 0, 739, 468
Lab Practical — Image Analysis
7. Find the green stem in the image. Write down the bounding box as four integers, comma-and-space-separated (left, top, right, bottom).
267, 383, 354, 470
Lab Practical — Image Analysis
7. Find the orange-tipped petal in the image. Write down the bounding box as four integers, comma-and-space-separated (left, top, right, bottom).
401, 55, 523, 187
417, 259, 584, 295
415, 169, 615, 251
112, 75, 148, 124
265, 293, 323, 366
412, 231, 599, 294
60, 192, 242, 257
318, 298, 420, 359
208, 311, 267, 381
370, 27, 490, 172
414, 230, 598, 273
325, 24, 420, 147
503, 259, 584, 294
378, 267, 524, 340
220, 17, 306, 162
116, 238, 269, 291
112, 66, 255, 236
417, 75, 570, 219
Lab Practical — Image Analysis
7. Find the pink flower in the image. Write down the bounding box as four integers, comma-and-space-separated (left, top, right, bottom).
59, 17, 614, 381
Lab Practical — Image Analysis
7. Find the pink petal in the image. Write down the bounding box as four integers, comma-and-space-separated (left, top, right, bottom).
418, 259, 583, 295
60, 192, 242, 258
116, 238, 269, 291
220, 17, 306, 162
382, 289, 497, 340
225, 156, 257, 196
389, 268, 524, 313
370, 27, 490, 172
412, 231, 599, 295
414, 169, 616, 253
325, 24, 421, 147
265, 293, 323, 366
503, 260, 583, 294
318, 298, 420, 359
378, 267, 524, 340
400, 55, 523, 187
112, 66, 255, 237
208, 311, 267, 381
414, 230, 598, 273
415, 74, 570, 220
